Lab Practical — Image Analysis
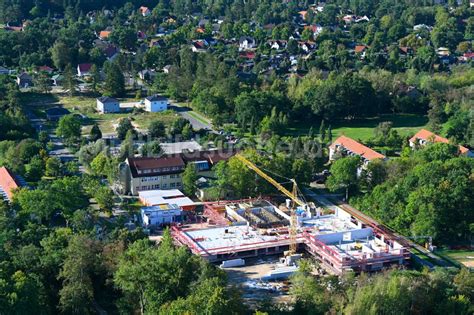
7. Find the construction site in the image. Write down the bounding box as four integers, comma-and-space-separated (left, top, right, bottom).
171, 154, 410, 276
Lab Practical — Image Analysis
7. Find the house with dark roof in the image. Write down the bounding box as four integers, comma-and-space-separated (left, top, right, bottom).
239, 36, 256, 51
409, 129, 472, 157
144, 94, 168, 112
16, 72, 33, 88
0, 166, 24, 201
45, 107, 70, 121
190, 40, 208, 53
97, 96, 120, 113
329, 135, 386, 166
77, 63, 93, 77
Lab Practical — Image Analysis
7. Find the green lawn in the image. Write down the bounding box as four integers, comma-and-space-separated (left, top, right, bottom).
436, 249, 474, 268
285, 114, 429, 142
22, 92, 178, 134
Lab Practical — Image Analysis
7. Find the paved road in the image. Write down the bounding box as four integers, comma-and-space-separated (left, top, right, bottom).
303, 188, 451, 268
168, 103, 214, 131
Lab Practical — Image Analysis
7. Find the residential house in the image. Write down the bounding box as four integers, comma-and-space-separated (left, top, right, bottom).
329, 135, 386, 166
460, 52, 474, 62
77, 63, 93, 77
139, 6, 151, 17
268, 40, 287, 50
104, 45, 119, 61
304, 24, 324, 37
145, 94, 168, 112
354, 45, 368, 58
38, 65, 54, 74
190, 40, 208, 53
0, 166, 24, 202
355, 15, 370, 23
98, 30, 111, 40
45, 107, 70, 121
52, 74, 64, 86
239, 36, 256, 51
138, 69, 156, 81
97, 96, 120, 113
16, 72, 33, 88
299, 41, 316, 53
409, 129, 473, 157
298, 10, 308, 21
162, 65, 172, 73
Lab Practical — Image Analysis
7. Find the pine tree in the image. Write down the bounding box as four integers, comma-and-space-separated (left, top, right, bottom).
104, 62, 125, 97
327, 125, 333, 143
308, 126, 314, 138
90, 64, 100, 93
89, 123, 102, 142
63, 64, 77, 96
319, 120, 326, 142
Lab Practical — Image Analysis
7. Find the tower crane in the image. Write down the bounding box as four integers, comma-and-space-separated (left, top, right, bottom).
235, 153, 314, 254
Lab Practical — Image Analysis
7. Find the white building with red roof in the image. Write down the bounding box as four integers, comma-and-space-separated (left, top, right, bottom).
0, 167, 23, 201
329, 136, 386, 165
409, 129, 472, 157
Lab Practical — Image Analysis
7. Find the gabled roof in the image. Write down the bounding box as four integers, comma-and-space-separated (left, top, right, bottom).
127, 156, 186, 178
409, 129, 469, 154
99, 30, 111, 39
139, 6, 150, 14
0, 166, 22, 201
145, 94, 167, 102
355, 45, 368, 53
77, 63, 93, 72
330, 136, 386, 161
97, 96, 118, 103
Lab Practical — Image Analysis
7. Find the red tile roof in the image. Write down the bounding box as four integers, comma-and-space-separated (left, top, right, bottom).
0, 167, 21, 200
409, 129, 470, 155
99, 30, 111, 39
330, 136, 386, 161
355, 45, 368, 53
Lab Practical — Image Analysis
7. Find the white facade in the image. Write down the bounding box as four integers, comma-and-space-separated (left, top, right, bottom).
96, 97, 120, 113
145, 95, 168, 112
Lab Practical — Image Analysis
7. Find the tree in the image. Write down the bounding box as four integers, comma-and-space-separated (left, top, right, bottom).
90, 64, 100, 92
45, 157, 62, 177
116, 118, 135, 140
89, 123, 102, 142
63, 64, 77, 96
148, 120, 166, 139
56, 114, 81, 145
50, 41, 71, 70
25, 155, 44, 181
326, 156, 360, 200
94, 186, 114, 210
33, 72, 51, 93
58, 235, 98, 314
182, 164, 198, 196
104, 62, 125, 97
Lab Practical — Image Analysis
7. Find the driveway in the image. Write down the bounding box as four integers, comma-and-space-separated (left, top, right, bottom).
168, 103, 214, 131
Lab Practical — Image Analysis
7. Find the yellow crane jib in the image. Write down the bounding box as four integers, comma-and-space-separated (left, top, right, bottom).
235, 153, 305, 255
235, 154, 305, 207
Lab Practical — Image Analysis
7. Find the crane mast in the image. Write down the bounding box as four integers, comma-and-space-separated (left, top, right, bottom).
235, 154, 305, 254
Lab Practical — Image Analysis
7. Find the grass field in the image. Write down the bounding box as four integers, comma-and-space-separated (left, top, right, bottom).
22, 92, 179, 134
285, 114, 429, 142
437, 249, 474, 268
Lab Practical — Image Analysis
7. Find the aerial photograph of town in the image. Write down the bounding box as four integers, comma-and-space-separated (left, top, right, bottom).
0, 0, 473, 314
